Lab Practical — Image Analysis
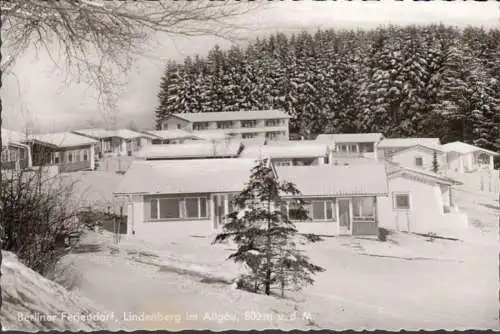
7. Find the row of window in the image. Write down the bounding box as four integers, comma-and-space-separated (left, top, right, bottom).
53, 149, 89, 164
1, 148, 26, 162
148, 194, 411, 222
336, 143, 374, 153
192, 119, 286, 131
287, 197, 376, 221
150, 197, 208, 220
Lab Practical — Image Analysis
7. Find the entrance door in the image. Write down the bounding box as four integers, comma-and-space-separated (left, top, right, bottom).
338, 199, 351, 235
212, 194, 226, 230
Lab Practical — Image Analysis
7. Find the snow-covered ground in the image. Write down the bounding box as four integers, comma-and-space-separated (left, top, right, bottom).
6, 181, 499, 331
53, 182, 499, 331
0, 251, 124, 331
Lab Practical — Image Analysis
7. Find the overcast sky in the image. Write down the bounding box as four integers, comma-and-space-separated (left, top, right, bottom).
2, 1, 499, 133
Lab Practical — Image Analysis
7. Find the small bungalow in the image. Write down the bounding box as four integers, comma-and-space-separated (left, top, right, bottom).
1, 128, 32, 170
385, 144, 447, 172
113, 158, 258, 236
136, 139, 243, 160
275, 163, 389, 236
377, 137, 441, 160
239, 141, 329, 167
27, 132, 98, 173
315, 133, 384, 160
440, 141, 498, 173
73, 128, 155, 157
378, 162, 468, 237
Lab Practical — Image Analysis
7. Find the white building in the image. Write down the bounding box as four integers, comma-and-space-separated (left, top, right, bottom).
377, 137, 441, 160
315, 133, 384, 160
441, 141, 498, 173
377, 162, 468, 238
159, 110, 290, 144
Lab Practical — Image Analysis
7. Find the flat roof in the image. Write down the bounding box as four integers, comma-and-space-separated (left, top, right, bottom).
276, 163, 389, 197
114, 158, 258, 195
171, 110, 290, 123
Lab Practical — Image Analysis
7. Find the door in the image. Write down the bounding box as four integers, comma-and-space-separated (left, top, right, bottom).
338, 199, 351, 235
212, 194, 226, 230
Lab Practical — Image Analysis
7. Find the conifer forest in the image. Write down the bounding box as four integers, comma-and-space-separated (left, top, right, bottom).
155, 25, 500, 155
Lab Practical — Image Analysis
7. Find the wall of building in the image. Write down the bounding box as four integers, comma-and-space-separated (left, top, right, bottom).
389, 147, 447, 172
383, 175, 467, 235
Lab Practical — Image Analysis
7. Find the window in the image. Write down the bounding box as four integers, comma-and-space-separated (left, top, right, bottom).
242, 133, 256, 139
339, 144, 347, 152
265, 132, 279, 141
83, 150, 88, 161
1, 149, 8, 162
352, 197, 375, 218
67, 151, 73, 163
216, 121, 233, 129
349, 144, 358, 153
53, 152, 60, 164
177, 124, 182, 129
265, 119, 281, 127
394, 193, 410, 210
241, 120, 257, 128
159, 198, 180, 218
288, 201, 307, 221
227, 193, 238, 211
414, 156, 423, 167
185, 197, 208, 218
151, 199, 158, 219
312, 201, 326, 220
476, 153, 490, 165
275, 160, 292, 167
359, 143, 374, 153
289, 200, 335, 221
9, 150, 17, 161
193, 122, 209, 131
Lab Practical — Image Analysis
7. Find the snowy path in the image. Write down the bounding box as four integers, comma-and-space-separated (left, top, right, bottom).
62, 230, 499, 331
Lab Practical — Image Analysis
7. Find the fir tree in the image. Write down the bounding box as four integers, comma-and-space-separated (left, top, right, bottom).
432, 150, 439, 173
213, 160, 324, 296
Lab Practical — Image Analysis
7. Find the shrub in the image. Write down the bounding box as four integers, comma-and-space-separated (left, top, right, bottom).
0, 169, 82, 275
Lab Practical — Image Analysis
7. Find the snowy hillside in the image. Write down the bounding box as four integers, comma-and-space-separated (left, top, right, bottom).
1, 251, 123, 332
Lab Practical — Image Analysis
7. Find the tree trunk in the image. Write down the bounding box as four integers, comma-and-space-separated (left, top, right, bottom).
265, 198, 271, 296
0, 8, 4, 330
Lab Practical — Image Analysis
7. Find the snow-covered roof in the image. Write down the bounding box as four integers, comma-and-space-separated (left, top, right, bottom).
143, 129, 199, 141
1, 128, 27, 145
240, 142, 328, 159
386, 163, 462, 186
389, 144, 444, 156
29, 132, 98, 148
136, 140, 243, 159
57, 171, 125, 211
440, 141, 499, 156
114, 158, 258, 195
275, 163, 389, 197
72, 128, 109, 139
191, 131, 233, 141
114, 129, 155, 140
378, 137, 441, 149
73, 128, 153, 140
171, 110, 290, 122
315, 133, 384, 143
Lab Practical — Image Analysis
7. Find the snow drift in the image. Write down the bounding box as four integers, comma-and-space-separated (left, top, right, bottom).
1, 251, 120, 331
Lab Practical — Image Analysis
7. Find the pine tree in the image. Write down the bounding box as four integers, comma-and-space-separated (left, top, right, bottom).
432, 150, 439, 173
213, 160, 324, 296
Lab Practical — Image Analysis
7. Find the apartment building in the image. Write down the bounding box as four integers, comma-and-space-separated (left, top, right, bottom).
159, 110, 290, 143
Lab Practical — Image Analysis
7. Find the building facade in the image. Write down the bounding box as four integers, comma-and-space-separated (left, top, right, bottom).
160, 110, 290, 144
